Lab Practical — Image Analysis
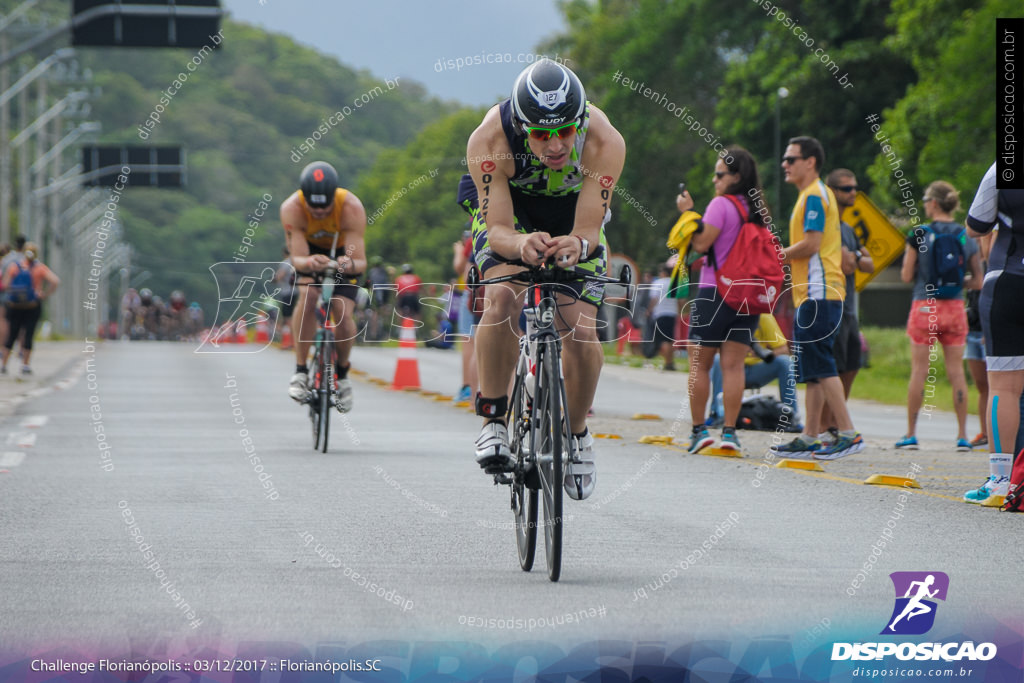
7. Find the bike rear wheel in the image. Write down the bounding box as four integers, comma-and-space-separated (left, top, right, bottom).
537, 342, 563, 582
509, 371, 538, 571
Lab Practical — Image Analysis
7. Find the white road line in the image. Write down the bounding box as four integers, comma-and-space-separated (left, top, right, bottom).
20, 415, 48, 428
0, 451, 25, 467
6, 432, 37, 448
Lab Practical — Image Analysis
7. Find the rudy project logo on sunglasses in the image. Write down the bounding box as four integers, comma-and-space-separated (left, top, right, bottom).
882, 571, 949, 636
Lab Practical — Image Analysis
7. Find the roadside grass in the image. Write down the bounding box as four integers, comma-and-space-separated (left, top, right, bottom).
851, 326, 975, 415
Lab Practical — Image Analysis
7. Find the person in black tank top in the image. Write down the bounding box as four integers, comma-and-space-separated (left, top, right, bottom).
964, 161, 1024, 502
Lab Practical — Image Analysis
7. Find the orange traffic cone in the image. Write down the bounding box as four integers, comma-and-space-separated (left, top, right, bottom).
218, 322, 234, 345
280, 323, 293, 350
391, 318, 421, 390
235, 319, 248, 344
254, 317, 270, 344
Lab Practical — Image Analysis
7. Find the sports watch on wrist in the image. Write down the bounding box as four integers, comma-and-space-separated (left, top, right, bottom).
575, 235, 589, 259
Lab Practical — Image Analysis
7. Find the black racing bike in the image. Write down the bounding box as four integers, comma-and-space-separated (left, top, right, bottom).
307, 259, 339, 453
473, 251, 631, 581
305, 235, 357, 453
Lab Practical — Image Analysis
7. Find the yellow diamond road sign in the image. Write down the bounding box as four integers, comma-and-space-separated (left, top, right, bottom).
842, 192, 907, 292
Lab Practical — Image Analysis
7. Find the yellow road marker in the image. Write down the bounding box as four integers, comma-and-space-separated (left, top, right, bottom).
776, 459, 824, 472
697, 447, 743, 458
864, 474, 921, 488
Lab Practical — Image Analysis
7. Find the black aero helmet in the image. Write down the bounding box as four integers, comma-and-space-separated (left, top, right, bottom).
511, 59, 586, 128
300, 161, 338, 208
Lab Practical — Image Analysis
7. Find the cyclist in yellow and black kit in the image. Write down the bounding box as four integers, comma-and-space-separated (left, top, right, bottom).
281, 161, 367, 411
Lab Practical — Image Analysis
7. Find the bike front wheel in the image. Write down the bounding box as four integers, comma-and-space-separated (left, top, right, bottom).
319, 332, 336, 453
537, 342, 564, 582
309, 344, 323, 450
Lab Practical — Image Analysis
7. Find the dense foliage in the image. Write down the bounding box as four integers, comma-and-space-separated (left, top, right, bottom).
359, 0, 1012, 272
3, 2, 448, 312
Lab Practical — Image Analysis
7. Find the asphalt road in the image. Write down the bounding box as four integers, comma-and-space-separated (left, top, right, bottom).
0, 340, 1020, 659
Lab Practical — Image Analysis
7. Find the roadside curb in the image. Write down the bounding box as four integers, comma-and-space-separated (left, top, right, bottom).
0, 344, 87, 419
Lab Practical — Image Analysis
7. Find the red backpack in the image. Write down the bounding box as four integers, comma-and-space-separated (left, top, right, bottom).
709, 194, 786, 315
1001, 448, 1024, 512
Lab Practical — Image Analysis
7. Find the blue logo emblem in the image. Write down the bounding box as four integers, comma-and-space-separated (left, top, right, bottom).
881, 571, 949, 635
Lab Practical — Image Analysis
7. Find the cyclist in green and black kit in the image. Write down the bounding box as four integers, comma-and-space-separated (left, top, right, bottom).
459, 59, 626, 501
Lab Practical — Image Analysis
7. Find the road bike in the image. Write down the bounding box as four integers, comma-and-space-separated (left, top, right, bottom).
473, 251, 631, 581
307, 261, 339, 452
305, 236, 357, 452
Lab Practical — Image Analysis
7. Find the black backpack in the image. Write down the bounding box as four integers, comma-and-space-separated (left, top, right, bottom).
737, 395, 790, 431
921, 225, 966, 299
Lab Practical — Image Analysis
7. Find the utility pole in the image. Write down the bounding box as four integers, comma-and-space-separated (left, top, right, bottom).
0, 0, 44, 243
1, 31, 9, 244
17, 74, 27, 240
33, 71, 46, 244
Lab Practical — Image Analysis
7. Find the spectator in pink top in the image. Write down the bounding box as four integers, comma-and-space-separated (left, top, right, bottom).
676, 147, 767, 454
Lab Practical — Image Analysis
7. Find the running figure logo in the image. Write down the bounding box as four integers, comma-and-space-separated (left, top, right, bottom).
881, 571, 949, 635
196, 262, 293, 353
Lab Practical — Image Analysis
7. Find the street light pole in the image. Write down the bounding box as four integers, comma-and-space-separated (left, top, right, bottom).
1, 32, 8, 243
774, 86, 789, 222
33, 71, 46, 244
17, 75, 27, 239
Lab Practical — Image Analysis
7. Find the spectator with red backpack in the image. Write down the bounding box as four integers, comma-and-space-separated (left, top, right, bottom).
676, 146, 780, 454
1, 242, 59, 376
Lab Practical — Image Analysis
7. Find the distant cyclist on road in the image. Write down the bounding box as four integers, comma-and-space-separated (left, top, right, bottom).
281, 161, 368, 412
461, 58, 626, 501
395, 264, 423, 326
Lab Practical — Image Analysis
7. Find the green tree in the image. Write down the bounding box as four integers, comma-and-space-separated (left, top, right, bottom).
55, 17, 448, 310
867, 0, 1011, 217
358, 109, 486, 283
545, 0, 915, 262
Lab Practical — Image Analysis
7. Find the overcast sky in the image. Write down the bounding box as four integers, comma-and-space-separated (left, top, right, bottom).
220, 0, 567, 106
